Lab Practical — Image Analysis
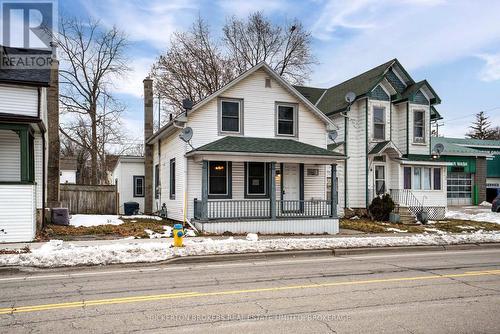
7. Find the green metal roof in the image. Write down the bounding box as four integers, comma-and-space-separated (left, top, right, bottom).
293, 85, 326, 105
368, 141, 391, 155
188, 136, 344, 157
431, 137, 497, 156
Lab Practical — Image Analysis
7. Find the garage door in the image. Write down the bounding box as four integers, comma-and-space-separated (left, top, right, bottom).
447, 172, 473, 206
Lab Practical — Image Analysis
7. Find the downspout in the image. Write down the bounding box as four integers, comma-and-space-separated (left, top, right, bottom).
183, 141, 188, 224
344, 115, 348, 209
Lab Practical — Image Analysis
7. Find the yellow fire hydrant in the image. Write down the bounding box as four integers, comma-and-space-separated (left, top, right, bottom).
173, 223, 184, 247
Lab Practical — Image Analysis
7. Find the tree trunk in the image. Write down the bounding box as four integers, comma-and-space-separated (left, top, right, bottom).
90, 104, 98, 185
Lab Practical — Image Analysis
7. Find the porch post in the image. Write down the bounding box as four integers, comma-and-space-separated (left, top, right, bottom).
270, 162, 276, 220
201, 160, 208, 220
330, 164, 337, 218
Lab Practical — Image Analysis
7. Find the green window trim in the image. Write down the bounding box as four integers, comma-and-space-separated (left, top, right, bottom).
0, 123, 35, 183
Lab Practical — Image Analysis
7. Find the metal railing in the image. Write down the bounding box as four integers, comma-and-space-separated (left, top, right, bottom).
390, 189, 423, 216
277, 200, 331, 218
194, 198, 334, 220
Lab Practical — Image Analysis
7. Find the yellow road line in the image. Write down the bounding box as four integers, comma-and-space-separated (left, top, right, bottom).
1, 269, 499, 315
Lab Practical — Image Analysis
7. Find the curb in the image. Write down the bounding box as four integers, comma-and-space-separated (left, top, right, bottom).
166, 243, 500, 264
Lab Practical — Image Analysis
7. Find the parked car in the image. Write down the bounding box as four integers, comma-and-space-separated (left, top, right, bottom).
492, 195, 500, 212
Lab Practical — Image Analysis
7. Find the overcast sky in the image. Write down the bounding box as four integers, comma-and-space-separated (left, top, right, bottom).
59, 0, 500, 144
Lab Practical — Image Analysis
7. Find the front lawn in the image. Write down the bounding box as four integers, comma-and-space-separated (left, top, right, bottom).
37, 218, 175, 241
340, 218, 500, 234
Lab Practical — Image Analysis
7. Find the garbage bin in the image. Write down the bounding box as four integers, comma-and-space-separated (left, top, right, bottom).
124, 202, 139, 216
52, 208, 70, 226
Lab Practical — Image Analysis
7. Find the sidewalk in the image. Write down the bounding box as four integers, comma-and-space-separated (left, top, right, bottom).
1, 231, 499, 268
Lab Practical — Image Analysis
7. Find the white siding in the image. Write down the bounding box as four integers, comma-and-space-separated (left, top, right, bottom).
0, 84, 38, 117
398, 165, 447, 207
0, 184, 36, 242
188, 68, 327, 149
158, 131, 186, 222
345, 99, 367, 208
114, 160, 145, 214
195, 218, 339, 235
0, 129, 21, 181
392, 103, 407, 154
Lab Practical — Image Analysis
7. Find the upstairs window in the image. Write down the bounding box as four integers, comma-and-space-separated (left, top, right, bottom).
413, 110, 425, 143
373, 107, 385, 140
276, 103, 297, 136
133, 176, 145, 197
220, 99, 242, 134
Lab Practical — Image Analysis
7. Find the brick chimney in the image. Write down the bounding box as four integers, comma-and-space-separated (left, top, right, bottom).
46, 54, 60, 208
143, 77, 154, 214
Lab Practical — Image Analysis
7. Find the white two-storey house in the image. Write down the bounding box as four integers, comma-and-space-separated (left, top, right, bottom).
296, 59, 448, 220
0, 46, 52, 242
144, 62, 344, 234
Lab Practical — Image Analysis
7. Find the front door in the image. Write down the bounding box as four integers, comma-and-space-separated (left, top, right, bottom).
374, 165, 386, 195
282, 163, 300, 211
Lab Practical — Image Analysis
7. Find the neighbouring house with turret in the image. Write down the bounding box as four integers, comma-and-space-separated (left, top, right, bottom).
143, 62, 344, 234
295, 59, 449, 221
0, 46, 58, 242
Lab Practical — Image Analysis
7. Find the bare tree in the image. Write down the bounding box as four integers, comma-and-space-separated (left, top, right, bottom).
223, 12, 315, 84
152, 13, 315, 118
152, 17, 235, 114
57, 18, 129, 184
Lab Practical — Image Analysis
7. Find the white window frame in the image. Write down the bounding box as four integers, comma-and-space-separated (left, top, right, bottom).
413, 110, 425, 143
406, 166, 442, 191
373, 106, 386, 140
276, 102, 298, 137
219, 98, 243, 135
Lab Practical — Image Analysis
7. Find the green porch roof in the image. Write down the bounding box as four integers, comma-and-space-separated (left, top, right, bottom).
368, 141, 391, 155
188, 136, 344, 158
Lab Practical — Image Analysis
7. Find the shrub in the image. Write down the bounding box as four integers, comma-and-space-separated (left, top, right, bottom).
369, 194, 395, 221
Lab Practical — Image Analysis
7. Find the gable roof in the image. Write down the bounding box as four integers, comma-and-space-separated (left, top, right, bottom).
295, 59, 440, 116
0, 45, 52, 86
148, 62, 334, 144
186, 136, 344, 158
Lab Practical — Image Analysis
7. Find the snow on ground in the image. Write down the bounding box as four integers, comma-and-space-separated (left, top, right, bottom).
121, 215, 163, 221
70, 215, 123, 227
445, 206, 500, 224
1, 232, 499, 268
386, 227, 408, 233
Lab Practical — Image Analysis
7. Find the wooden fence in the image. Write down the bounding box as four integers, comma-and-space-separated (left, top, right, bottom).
60, 184, 118, 214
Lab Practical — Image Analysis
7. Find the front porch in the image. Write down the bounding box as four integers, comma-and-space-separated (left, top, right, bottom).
187, 137, 343, 234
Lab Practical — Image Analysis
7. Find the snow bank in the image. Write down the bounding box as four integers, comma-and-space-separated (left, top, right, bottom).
386, 227, 408, 233
70, 215, 123, 227
1, 232, 499, 268
445, 210, 500, 224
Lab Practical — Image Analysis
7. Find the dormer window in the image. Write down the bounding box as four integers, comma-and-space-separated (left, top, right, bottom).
413, 110, 425, 143
219, 98, 243, 135
373, 107, 385, 140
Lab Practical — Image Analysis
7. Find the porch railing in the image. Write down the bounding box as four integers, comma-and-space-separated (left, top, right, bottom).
194, 198, 334, 220
390, 189, 423, 216
277, 200, 331, 218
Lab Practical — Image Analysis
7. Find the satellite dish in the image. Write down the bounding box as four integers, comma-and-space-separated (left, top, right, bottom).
328, 130, 338, 142
345, 91, 356, 104
182, 98, 193, 111
179, 127, 193, 143
434, 143, 444, 154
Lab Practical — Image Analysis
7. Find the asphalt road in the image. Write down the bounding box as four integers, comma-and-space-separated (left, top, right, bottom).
0, 248, 499, 333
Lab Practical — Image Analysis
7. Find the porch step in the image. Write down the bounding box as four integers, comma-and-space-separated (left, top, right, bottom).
396, 207, 417, 224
